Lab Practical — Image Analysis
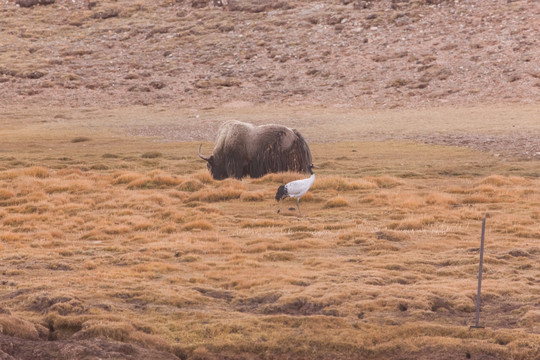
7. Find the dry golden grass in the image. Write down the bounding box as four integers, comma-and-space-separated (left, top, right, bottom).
313, 176, 378, 191
0, 105, 539, 359
323, 196, 350, 208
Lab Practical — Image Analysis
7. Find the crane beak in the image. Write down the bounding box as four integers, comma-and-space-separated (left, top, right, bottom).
311, 164, 319, 168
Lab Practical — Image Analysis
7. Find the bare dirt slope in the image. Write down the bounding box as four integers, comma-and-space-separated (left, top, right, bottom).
1, 0, 539, 109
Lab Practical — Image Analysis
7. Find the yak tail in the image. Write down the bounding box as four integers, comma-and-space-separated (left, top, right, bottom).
250, 129, 312, 178
290, 129, 313, 173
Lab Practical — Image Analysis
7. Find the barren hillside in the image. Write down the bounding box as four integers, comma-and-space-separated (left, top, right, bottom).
1, 0, 539, 108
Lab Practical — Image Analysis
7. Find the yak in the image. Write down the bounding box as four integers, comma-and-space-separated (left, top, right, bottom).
198, 120, 312, 180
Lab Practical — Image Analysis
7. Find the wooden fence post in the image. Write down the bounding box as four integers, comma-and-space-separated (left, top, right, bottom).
471, 217, 486, 329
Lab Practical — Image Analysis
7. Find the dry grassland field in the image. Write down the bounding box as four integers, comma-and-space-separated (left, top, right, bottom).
1, 0, 540, 359
1, 105, 540, 360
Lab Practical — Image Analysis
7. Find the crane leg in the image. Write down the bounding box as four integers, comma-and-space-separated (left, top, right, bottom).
277, 199, 284, 213
296, 198, 302, 216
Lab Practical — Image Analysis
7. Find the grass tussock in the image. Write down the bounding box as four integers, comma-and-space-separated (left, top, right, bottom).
0, 232, 25, 242
112, 171, 143, 185
389, 193, 425, 209
141, 151, 162, 159
263, 252, 295, 262
119, 170, 184, 189
520, 310, 540, 327
313, 176, 377, 191
181, 220, 213, 231
480, 175, 528, 186
375, 230, 410, 242
240, 191, 265, 202
193, 171, 215, 185
103, 225, 131, 235
188, 188, 243, 202
474, 184, 497, 193
323, 196, 349, 208
24, 166, 50, 178
241, 220, 285, 228
3, 214, 37, 227
177, 179, 204, 192
127, 176, 177, 189
74, 320, 170, 351
1, 166, 50, 179
253, 172, 304, 184
425, 192, 457, 206
45, 179, 93, 194
0, 314, 40, 340
365, 175, 404, 188
297, 192, 315, 202
462, 194, 495, 204
387, 216, 436, 230
0, 189, 15, 200
133, 221, 154, 231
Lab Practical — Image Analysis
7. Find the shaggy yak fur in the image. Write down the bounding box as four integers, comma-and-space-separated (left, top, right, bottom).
198, 120, 312, 180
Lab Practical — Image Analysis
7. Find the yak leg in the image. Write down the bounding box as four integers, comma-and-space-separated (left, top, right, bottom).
228, 158, 247, 179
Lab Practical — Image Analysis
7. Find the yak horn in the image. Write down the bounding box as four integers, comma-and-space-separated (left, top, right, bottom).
198, 144, 210, 161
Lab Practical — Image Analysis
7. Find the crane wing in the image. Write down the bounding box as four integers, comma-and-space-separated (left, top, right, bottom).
285, 177, 313, 197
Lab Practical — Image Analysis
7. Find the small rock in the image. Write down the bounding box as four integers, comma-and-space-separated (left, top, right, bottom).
16, 0, 55, 8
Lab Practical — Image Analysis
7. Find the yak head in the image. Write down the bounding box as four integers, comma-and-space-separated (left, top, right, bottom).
198, 144, 228, 180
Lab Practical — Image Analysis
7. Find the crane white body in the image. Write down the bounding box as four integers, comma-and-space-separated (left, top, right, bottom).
275, 165, 316, 215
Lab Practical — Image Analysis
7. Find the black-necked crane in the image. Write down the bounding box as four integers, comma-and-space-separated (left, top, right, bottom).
275, 164, 317, 215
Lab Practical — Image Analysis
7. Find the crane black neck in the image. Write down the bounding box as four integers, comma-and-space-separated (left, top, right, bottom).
308, 165, 315, 175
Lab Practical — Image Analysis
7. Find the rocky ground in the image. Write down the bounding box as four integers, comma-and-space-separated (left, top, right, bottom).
0, 0, 539, 109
